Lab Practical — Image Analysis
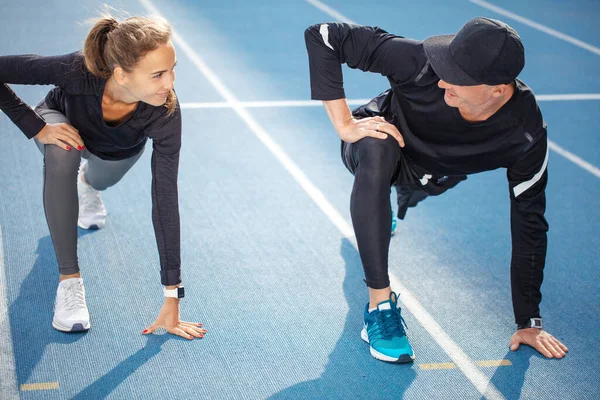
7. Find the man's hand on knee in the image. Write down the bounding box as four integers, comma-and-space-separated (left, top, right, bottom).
338, 116, 404, 147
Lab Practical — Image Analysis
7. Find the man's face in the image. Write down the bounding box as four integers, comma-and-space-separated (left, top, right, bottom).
438, 79, 497, 109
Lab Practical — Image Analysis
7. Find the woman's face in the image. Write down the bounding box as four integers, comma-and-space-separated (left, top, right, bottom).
122, 41, 177, 106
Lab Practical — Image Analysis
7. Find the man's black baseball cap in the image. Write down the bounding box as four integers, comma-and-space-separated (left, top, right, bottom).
423, 17, 525, 86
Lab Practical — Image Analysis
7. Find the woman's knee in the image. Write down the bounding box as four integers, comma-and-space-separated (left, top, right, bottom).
43, 146, 81, 177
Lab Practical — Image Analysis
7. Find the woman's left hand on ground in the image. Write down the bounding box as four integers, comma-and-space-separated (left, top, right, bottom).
509, 328, 568, 358
142, 298, 207, 339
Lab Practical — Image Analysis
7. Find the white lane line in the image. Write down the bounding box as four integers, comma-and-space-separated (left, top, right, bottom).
548, 140, 600, 178
180, 99, 371, 109
537, 94, 600, 101
179, 93, 600, 109
470, 0, 600, 56
141, 1, 504, 399
0, 224, 19, 400
304, 0, 357, 24
180, 101, 231, 109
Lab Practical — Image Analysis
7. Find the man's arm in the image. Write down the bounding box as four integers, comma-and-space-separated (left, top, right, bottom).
304, 22, 424, 101
506, 129, 567, 358
507, 134, 549, 327
305, 24, 412, 145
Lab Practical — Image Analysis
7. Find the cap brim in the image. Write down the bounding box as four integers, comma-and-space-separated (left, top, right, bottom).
423, 34, 481, 86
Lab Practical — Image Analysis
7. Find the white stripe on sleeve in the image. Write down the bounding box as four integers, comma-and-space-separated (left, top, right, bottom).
319, 24, 334, 50
513, 144, 549, 198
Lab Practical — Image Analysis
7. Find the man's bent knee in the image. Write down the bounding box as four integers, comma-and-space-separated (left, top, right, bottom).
356, 135, 400, 164
354, 135, 401, 179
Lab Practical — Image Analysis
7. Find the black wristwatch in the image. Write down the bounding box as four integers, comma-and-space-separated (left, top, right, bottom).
517, 317, 542, 330
163, 286, 185, 299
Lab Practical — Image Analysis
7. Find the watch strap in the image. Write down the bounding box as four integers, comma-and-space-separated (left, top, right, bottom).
163, 286, 185, 299
517, 317, 542, 330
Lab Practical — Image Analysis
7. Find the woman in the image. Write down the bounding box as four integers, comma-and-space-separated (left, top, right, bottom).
0, 14, 205, 339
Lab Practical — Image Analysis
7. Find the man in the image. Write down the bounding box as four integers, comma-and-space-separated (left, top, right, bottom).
305, 17, 568, 363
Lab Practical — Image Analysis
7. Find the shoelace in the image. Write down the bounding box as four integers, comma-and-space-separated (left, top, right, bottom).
60, 281, 86, 311
376, 299, 408, 340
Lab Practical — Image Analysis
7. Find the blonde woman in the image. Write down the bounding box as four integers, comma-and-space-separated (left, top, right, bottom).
0, 14, 205, 339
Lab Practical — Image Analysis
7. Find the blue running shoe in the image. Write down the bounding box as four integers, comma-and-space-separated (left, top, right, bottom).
391, 212, 397, 236
361, 292, 415, 363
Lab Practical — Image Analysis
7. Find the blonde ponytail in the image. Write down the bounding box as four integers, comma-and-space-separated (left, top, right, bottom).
83, 17, 119, 79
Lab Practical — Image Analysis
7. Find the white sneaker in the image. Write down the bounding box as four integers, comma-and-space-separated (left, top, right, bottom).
78, 162, 107, 229
52, 278, 91, 332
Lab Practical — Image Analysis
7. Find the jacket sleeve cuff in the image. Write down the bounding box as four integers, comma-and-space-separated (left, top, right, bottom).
161, 268, 182, 286
22, 114, 46, 139
311, 89, 346, 101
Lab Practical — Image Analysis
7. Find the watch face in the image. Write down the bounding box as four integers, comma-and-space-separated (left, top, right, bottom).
177, 287, 185, 298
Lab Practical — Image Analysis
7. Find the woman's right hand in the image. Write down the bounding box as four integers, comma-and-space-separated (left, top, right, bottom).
143, 297, 207, 340
337, 116, 405, 147
34, 123, 85, 151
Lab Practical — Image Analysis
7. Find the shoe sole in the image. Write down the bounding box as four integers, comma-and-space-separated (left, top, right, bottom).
52, 321, 91, 332
361, 328, 415, 363
77, 220, 103, 230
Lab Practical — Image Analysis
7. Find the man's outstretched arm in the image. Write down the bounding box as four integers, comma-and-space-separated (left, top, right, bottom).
507, 129, 567, 358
